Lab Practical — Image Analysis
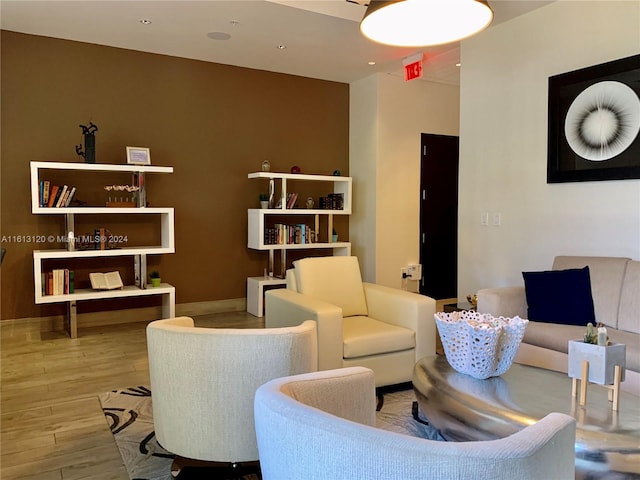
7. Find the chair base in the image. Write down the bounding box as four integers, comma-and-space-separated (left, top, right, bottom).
171, 456, 261, 479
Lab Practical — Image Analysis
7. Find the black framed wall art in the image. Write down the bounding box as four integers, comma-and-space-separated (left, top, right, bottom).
547, 54, 640, 183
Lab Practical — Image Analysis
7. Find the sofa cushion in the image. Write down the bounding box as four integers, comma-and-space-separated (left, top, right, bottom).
293, 256, 368, 317
618, 261, 640, 335
523, 320, 640, 373
552, 256, 630, 327
342, 316, 415, 359
522, 267, 595, 326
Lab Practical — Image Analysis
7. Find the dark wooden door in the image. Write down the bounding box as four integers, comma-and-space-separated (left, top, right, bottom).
419, 133, 459, 299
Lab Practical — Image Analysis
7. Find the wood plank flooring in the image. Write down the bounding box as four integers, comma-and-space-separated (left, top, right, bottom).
0, 312, 263, 480
1, 300, 449, 479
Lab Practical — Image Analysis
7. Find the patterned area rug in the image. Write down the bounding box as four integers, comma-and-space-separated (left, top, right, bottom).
99, 385, 443, 480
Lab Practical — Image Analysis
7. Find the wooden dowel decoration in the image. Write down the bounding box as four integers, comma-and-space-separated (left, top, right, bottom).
571, 360, 622, 410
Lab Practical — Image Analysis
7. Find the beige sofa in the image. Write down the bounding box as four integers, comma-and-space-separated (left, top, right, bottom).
477, 256, 640, 394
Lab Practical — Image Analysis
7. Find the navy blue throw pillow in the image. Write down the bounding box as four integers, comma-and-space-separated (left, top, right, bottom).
522, 266, 596, 326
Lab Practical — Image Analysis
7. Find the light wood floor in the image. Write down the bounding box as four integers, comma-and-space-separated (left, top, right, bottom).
1, 299, 451, 479
0, 312, 264, 480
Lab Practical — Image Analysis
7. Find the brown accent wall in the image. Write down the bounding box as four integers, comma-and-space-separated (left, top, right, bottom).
1, 31, 349, 320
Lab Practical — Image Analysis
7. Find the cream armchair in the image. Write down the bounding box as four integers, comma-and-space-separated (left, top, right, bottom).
146, 317, 317, 477
254, 367, 577, 480
265, 256, 436, 387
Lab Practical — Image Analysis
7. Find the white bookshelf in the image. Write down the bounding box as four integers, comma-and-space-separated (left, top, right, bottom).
246, 171, 352, 316
30, 161, 176, 338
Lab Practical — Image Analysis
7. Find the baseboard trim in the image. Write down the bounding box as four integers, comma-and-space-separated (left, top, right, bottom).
1, 298, 247, 332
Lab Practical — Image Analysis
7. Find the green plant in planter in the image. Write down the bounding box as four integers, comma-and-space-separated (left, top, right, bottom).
149, 270, 161, 287
584, 322, 608, 345
259, 193, 269, 209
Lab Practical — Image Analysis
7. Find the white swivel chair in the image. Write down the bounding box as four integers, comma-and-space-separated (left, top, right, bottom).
265, 256, 436, 387
146, 317, 317, 478
254, 367, 577, 480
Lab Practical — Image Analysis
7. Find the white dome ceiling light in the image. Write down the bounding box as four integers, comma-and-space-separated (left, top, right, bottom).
360, 0, 493, 47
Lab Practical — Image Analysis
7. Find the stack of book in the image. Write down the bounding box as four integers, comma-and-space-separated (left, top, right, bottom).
42, 269, 74, 295
264, 224, 315, 245
39, 181, 77, 208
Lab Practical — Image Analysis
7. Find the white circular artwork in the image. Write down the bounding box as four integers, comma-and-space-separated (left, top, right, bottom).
564, 81, 640, 161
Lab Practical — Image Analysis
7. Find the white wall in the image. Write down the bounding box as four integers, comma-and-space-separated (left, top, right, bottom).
350, 74, 379, 283
350, 72, 459, 289
458, 0, 640, 297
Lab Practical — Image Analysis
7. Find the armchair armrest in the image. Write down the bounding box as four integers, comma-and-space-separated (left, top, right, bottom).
265, 289, 343, 371
363, 283, 436, 361
477, 286, 527, 319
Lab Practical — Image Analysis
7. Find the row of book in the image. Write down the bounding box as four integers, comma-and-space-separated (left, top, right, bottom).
265, 224, 316, 245
42, 269, 75, 296
39, 181, 77, 208
318, 193, 344, 210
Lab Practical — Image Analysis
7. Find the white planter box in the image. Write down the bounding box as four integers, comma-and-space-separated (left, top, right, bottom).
568, 340, 626, 385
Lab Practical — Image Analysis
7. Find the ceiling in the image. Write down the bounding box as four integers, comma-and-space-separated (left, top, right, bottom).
0, 0, 553, 85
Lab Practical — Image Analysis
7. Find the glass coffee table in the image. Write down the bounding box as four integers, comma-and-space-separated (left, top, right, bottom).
413, 355, 640, 479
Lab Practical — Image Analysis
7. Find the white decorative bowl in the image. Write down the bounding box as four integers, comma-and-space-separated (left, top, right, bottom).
435, 311, 528, 380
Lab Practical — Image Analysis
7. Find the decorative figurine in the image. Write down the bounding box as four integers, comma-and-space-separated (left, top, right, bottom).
333, 169, 341, 176
75, 122, 98, 164
262, 159, 271, 172
290, 165, 301, 174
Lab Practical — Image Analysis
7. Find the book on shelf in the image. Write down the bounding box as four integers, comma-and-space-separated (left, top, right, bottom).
39, 181, 77, 207
286, 192, 298, 209
42, 269, 74, 295
39, 180, 51, 207
47, 185, 59, 207
55, 185, 68, 207
64, 186, 77, 206
89, 271, 123, 290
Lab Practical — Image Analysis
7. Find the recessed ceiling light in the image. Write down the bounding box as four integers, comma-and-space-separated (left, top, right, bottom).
368, 61, 376, 66
456, 63, 461, 67
229, 20, 240, 26
207, 32, 232, 41
139, 19, 152, 25
277, 45, 287, 50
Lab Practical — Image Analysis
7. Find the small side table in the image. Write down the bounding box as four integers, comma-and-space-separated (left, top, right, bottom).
443, 302, 475, 313
247, 276, 286, 317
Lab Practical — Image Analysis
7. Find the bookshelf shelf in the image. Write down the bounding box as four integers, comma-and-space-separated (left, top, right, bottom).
246, 171, 352, 316
30, 161, 176, 338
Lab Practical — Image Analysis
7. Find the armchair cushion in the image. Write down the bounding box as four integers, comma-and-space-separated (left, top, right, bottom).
293, 256, 368, 317
343, 316, 415, 359
522, 266, 596, 326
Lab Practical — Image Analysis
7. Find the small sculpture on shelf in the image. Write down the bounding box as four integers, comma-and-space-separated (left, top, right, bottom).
104, 185, 139, 207
75, 122, 98, 164
466, 294, 478, 309
306, 196, 314, 209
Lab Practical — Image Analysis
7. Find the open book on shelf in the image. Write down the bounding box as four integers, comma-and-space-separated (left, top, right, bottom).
89, 271, 124, 290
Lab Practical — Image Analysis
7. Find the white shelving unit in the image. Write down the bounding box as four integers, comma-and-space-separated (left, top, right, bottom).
30, 161, 176, 338
246, 171, 352, 316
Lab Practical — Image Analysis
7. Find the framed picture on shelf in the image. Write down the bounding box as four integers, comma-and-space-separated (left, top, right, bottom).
126, 146, 151, 165
547, 54, 640, 183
